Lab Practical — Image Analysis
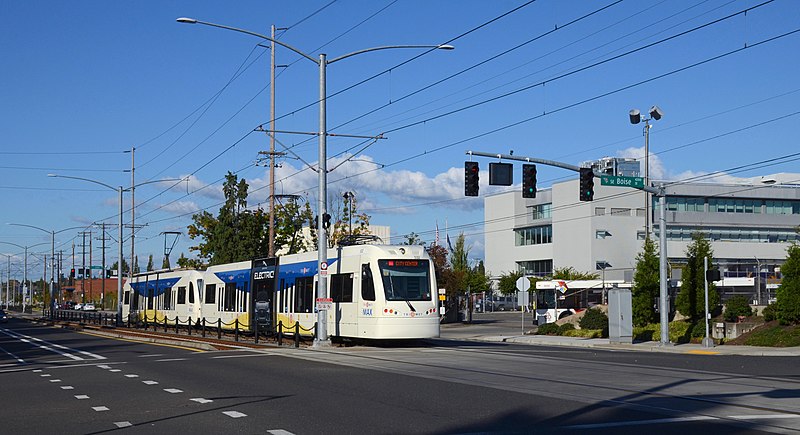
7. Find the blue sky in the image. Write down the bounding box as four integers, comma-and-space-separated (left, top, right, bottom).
2, 0, 799, 278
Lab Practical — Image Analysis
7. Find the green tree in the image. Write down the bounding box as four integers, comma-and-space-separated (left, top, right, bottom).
328, 192, 371, 247
497, 270, 523, 296
676, 233, 720, 320
162, 255, 171, 270
186, 172, 268, 265
176, 252, 204, 269
146, 254, 154, 272
273, 199, 315, 255
551, 267, 599, 280
632, 237, 659, 326
402, 232, 426, 246
110, 259, 129, 274
777, 243, 800, 325
133, 255, 140, 274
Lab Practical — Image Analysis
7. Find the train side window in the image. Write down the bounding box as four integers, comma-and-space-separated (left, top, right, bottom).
205, 284, 216, 304
331, 273, 354, 303
223, 282, 236, 312
361, 264, 375, 301
147, 288, 154, 310
177, 286, 186, 304
294, 277, 314, 313
124, 291, 130, 305
164, 286, 172, 310
189, 282, 195, 304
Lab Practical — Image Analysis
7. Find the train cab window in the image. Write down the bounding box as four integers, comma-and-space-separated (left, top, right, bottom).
205, 284, 216, 304
189, 282, 195, 303
330, 273, 354, 303
361, 264, 376, 301
378, 259, 432, 301
177, 286, 187, 304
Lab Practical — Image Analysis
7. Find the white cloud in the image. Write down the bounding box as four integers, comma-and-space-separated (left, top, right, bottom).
159, 200, 201, 216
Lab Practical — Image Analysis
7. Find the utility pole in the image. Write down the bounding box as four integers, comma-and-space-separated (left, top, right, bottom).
89, 230, 93, 303
130, 146, 136, 279
80, 231, 88, 303
97, 224, 110, 309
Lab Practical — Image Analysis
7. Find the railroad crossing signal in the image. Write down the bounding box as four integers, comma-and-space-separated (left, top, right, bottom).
464, 161, 479, 196
522, 164, 537, 198
579, 167, 594, 201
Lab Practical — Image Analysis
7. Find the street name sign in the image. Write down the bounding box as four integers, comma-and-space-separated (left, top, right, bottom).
600, 175, 644, 189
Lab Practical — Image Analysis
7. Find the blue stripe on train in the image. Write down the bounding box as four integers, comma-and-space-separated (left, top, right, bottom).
213, 269, 251, 285
277, 258, 337, 286
130, 277, 181, 296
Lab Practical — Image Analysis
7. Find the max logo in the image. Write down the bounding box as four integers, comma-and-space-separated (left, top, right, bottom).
362, 308, 373, 316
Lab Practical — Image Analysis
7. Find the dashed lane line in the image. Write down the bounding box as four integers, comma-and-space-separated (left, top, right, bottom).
75, 395, 90, 400
49, 379, 62, 383
222, 411, 247, 418
114, 422, 132, 428
92, 406, 110, 412
142, 380, 159, 385
125, 374, 139, 378
61, 386, 74, 390
163, 388, 183, 394
155, 358, 188, 362
190, 398, 213, 404
268, 431, 296, 435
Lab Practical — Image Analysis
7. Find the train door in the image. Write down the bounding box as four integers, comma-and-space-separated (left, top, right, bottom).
330, 271, 357, 337
251, 258, 277, 333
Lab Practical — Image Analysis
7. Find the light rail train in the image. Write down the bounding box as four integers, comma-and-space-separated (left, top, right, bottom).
122, 243, 440, 340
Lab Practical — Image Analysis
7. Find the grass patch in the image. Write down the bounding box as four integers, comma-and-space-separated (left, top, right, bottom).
561, 329, 603, 338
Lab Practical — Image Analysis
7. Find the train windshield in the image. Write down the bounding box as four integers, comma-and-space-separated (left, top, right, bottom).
378, 259, 431, 302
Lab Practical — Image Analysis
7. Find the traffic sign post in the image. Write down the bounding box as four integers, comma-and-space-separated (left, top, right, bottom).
516, 276, 531, 334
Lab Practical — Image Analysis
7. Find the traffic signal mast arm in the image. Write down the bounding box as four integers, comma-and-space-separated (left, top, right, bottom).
465, 151, 662, 195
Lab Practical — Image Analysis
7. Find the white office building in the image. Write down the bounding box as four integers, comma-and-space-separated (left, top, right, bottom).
484, 158, 800, 304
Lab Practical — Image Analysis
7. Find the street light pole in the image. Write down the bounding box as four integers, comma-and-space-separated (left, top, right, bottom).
177, 17, 453, 346
629, 106, 663, 236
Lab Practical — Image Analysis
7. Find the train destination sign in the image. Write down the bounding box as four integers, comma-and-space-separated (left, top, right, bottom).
600, 175, 645, 189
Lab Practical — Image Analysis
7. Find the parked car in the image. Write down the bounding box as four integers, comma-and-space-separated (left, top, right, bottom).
0, 309, 8, 323
62, 301, 76, 310
82, 303, 96, 311
74, 303, 84, 311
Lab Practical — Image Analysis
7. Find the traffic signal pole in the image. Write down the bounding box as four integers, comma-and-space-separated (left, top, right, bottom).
466, 150, 671, 346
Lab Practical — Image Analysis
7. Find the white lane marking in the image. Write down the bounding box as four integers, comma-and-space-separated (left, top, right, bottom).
49, 379, 62, 383
93, 406, 110, 412
139, 354, 164, 358
142, 380, 159, 385
114, 422, 132, 428
729, 414, 800, 420
98, 365, 111, 369
190, 398, 213, 404
0, 328, 104, 360
75, 395, 90, 400
163, 388, 183, 394
212, 353, 277, 359
222, 411, 247, 418
40, 374, 51, 377
268, 430, 296, 435
109, 369, 121, 372
33, 369, 42, 372
125, 374, 139, 378
155, 358, 187, 362
564, 416, 716, 429
61, 386, 74, 390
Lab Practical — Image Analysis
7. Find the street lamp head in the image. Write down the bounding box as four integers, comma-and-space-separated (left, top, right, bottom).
437, 44, 455, 50
649, 105, 663, 121
176, 17, 198, 24
629, 109, 641, 125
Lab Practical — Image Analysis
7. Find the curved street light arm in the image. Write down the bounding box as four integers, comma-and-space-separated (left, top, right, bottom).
177, 18, 319, 65
132, 178, 182, 190
328, 44, 454, 64
48, 174, 118, 192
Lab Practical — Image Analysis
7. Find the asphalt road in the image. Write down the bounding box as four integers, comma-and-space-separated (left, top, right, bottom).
2, 314, 799, 434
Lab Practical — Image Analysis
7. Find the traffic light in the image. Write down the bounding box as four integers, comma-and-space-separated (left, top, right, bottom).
70, 268, 75, 278
464, 161, 479, 196
522, 164, 537, 198
579, 167, 594, 201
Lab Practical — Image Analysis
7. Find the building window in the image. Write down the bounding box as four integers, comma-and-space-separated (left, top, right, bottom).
530, 203, 552, 220
765, 200, 800, 215
611, 208, 631, 216
595, 207, 605, 216
515, 225, 552, 246
596, 230, 610, 239
517, 260, 553, 277
709, 198, 763, 214
665, 226, 800, 243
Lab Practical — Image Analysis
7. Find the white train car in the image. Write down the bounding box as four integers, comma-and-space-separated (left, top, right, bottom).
270, 243, 440, 339
201, 260, 252, 330
123, 269, 203, 324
